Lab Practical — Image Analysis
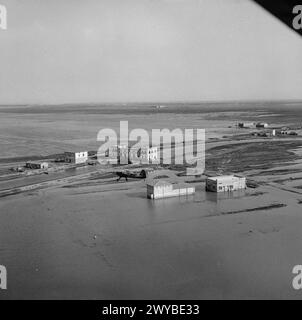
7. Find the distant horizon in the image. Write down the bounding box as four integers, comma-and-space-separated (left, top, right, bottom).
1, 98, 302, 107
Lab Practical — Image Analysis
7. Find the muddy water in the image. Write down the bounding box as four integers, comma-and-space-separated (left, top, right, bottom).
0, 181, 302, 300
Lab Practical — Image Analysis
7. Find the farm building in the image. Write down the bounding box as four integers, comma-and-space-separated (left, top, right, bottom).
238, 122, 256, 128
256, 122, 269, 128
130, 146, 158, 163
146, 170, 195, 199
206, 175, 246, 193
108, 145, 158, 164
146, 179, 195, 199
64, 151, 88, 164
25, 161, 49, 170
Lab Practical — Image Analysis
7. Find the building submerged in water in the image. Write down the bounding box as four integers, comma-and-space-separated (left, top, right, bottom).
146, 170, 195, 199
206, 175, 246, 193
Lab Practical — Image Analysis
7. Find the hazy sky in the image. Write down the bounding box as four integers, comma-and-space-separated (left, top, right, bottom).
0, 0, 302, 104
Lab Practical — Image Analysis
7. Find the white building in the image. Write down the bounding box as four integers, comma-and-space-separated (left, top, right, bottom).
64, 151, 88, 164
206, 175, 246, 192
238, 122, 256, 129
25, 161, 49, 170
256, 122, 269, 128
146, 170, 195, 199
108, 145, 158, 164
146, 179, 195, 199
135, 146, 158, 163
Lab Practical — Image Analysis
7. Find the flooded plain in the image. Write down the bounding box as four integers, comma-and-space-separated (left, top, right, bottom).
0, 102, 302, 299
1, 179, 302, 300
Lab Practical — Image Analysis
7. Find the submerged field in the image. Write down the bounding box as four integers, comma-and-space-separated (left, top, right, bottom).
0, 102, 302, 299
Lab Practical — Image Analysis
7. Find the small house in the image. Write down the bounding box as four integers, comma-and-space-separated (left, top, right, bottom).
238, 122, 256, 129
146, 170, 196, 199
206, 175, 246, 193
146, 179, 195, 199
256, 122, 269, 128
25, 161, 49, 170
64, 151, 88, 164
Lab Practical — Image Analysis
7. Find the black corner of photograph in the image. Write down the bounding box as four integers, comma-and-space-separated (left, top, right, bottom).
253, 0, 302, 36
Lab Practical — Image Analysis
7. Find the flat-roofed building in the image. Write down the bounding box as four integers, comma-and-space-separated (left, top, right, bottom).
108, 145, 158, 164
146, 170, 195, 199
64, 151, 88, 164
256, 122, 269, 128
132, 146, 158, 163
206, 175, 246, 192
146, 179, 195, 199
25, 161, 49, 170
238, 122, 256, 128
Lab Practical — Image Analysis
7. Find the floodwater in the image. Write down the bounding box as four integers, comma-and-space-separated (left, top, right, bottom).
1, 103, 302, 299
0, 178, 302, 300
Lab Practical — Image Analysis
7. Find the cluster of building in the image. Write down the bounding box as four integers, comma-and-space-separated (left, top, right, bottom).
251, 129, 298, 137
23, 145, 159, 172
238, 122, 268, 129
103, 145, 158, 164
25, 161, 49, 170
22, 135, 249, 200
24, 151, 89, 171
237, 121, 299, 138
275, 130, 298, 136
251, 130, 276, 137
146, 171, 247, 200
